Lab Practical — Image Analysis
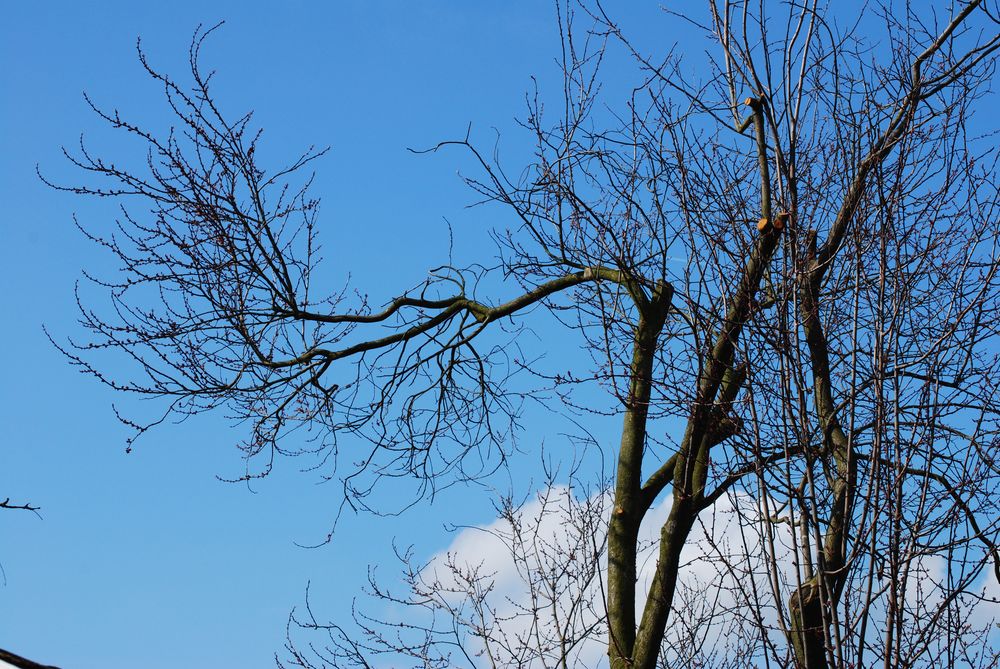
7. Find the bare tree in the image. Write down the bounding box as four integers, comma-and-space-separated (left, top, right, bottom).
50, 1, 1000, 667
280, 465, 613, 669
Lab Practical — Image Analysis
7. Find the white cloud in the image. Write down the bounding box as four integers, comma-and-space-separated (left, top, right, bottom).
418, 483, 1000, 667
421, 485, 796, 667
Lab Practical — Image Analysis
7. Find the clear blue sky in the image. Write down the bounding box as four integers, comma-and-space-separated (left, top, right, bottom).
0, 3, 671, 667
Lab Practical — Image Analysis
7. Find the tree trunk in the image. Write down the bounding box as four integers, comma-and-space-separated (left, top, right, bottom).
789, 578, 828, 669
608, 296, 670, 669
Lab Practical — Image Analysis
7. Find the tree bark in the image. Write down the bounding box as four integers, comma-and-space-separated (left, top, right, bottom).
789, 234, 857, 669
608, 286, 672, 669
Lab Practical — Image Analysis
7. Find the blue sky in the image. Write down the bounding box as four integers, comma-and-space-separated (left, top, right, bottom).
0, 3, 670, 667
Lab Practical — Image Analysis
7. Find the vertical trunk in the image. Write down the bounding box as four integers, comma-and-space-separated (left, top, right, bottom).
612, 97, 778, 668
608, 292, 671, 669
625, 218, 779, 669
630, 492, 696, 669
788, 466, 853, 669
788, 578, 827, 669
790, 239, 857, 668
630, 384, 741, 669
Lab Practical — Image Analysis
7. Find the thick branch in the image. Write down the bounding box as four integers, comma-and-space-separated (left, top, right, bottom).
0, 648, 61, 669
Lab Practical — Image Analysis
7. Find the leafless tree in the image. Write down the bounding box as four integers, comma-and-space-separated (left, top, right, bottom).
50, 1, 1000, 667
280, 465, 613, 669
